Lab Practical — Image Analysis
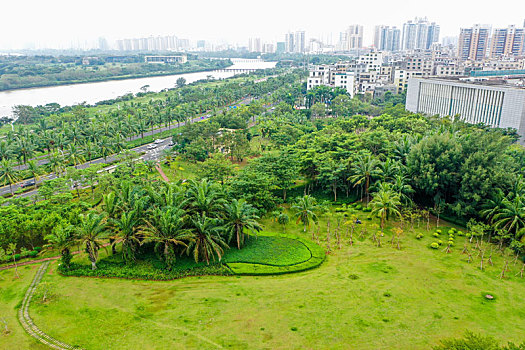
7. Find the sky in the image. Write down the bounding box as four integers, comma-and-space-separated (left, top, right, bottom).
1, 0, 524, 50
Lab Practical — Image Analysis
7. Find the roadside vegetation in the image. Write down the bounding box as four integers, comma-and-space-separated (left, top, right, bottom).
1, 65, 525, 349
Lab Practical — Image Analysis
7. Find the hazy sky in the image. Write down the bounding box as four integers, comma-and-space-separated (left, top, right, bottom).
1, 0, 524, 49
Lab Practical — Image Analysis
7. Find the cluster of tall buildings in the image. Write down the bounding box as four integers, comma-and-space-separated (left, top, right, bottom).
116, 35, 190, 52
284, 31, 306, 53
458, 25, 525, 61
372, 18, 440, 52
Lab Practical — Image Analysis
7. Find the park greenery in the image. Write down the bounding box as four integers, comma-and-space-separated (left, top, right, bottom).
0, 54, 232, 91
1, 65, 525, 348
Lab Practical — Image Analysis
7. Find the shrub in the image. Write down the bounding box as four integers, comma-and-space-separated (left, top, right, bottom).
430, 243, 439, 249
14, 254, 21, 260
433, 233, 440, 238
457, 231, 464, 236
416, 233, 424, 239
466, 232, 472, 238
355, 204, 363, 210
438, 240, 443, 245
363, 207, 372, 212
34, 247, 42, 251
367, 216, 372, 220
29, 250, 38, 257
436, 229, 442, 234
448, 241, 454, 246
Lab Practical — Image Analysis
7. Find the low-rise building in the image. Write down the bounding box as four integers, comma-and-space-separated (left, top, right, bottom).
144, 55, 188, 64
406, 77, 525, 142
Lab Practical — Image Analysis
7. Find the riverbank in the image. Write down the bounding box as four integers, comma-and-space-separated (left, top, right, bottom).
0, 62, 233, 92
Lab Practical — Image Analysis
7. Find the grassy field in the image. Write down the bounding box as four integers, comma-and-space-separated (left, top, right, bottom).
2, 208, 525, 349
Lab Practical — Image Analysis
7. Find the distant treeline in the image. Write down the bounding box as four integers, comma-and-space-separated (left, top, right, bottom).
0, 55, 232, 91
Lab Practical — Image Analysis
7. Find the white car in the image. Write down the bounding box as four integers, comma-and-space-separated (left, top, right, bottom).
154, 139, 164, 144
147, 144, 157, 150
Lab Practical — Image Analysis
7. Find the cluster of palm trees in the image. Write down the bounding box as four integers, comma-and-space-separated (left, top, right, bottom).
481, 185, 525, 243
45, 179, 263, 270
0, 72, 301, 194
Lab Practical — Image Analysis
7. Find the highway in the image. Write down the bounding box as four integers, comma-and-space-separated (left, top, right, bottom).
1, 96, 274, 199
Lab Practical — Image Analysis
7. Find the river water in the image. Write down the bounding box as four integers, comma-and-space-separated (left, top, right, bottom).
0, 58, 277, 118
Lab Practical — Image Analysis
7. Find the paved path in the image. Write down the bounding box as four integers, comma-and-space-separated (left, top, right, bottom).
155, 163, 170, 182
18, 262, 82, 349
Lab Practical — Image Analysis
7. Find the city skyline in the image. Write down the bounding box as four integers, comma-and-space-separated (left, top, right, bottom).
1, 0, 524, 50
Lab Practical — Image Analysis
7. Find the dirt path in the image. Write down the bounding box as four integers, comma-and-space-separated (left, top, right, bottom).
18, 261, 82, 349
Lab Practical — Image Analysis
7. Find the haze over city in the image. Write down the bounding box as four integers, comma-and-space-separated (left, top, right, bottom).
1, 0, 524, 50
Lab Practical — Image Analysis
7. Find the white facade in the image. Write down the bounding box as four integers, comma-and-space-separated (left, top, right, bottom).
307, 65, 355, 96
394, 69, 423, 93
406, 78, 525, 142
357, 52, 384, 71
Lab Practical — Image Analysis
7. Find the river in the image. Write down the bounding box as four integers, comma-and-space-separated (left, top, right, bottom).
0, 58, 277, 118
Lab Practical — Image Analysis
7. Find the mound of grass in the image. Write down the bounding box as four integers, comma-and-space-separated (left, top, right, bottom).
225, 233, 325, 275
59, 233, 325, 280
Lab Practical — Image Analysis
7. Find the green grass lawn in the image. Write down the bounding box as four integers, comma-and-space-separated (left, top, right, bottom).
0, 265, 49, 349
3, 208, 525, 349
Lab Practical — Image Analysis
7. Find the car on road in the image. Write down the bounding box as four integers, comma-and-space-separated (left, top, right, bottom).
168, 141, 175, 147
154, 139, 164, 144
20, 180, 36, 188
147, 144, 157, 150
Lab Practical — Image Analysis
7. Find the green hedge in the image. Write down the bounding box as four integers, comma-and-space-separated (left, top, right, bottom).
59, 260, 230, 281
225, 233, 325, 276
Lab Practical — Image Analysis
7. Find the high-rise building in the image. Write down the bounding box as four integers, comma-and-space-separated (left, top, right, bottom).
285, 32, 294, 52
248, 38, 262, 52
458, 24, 491, 61
489, 25, 525, 58
276, 42, 286, 53
294, 31, 306, 53
401, 17, 440, 50
341, 25, 363, 50
374, 26, 401, 51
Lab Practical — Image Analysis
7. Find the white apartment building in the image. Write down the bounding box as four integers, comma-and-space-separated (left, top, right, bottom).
307, 65, 355, 96
357, 52, 384, 71
394, 69, 424, 93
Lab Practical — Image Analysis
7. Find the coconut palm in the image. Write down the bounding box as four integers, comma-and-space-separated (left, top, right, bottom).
187, 213, 228, 264
349, 154, 380, 203
291, 195, 319, 233
142, 207, 193, 270
0, 159, 20, 195
222, 199, 263, 249
111, 210, 141, 264
186, 179, 226, 217
67, 143, 86, 168
369, 186, 402, 234
480, 189, 506, 224
44, 224, 74, 269
76, 212, 107, 270
26, 160, 41, 189
493, 195, 525, 241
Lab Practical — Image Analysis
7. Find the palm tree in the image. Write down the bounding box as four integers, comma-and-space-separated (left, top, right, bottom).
480, 189, 506, 224
67, 143, 86, 168
44, 224, 74, 269
0, 159, 20, 195
111, 210, 141, 264
493, 195, 525, 241
187, 213, 228, 264
186, 179, 226, 217
76, 212, 107, 270
48, 152, 65, 177
102, 191, 121, 254
369, 187, 402, 235
142, 207, 193, 270
222, 199, 263, 249
349, 154, 380, 203
291, 195, 319, 234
